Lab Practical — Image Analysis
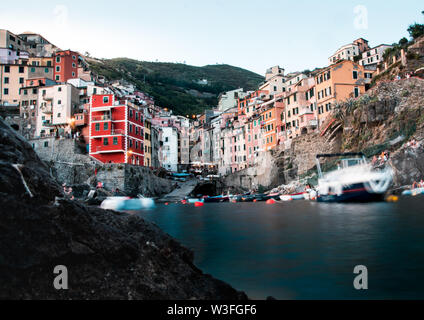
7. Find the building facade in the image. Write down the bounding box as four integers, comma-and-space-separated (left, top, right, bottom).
89, 94, 144, 165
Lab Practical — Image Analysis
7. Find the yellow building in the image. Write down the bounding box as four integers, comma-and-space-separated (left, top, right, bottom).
144, 119, 152, 167
315, 60, 367, 127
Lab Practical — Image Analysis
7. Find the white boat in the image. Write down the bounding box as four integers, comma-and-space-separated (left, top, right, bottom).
100, 196, 156, 211
402, 187, 424, 196
316, 153, 393, 203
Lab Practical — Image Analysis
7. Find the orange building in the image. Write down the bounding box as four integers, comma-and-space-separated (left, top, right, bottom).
315, 60, 367, 126
258, 97, 285, 151
54, 50, 79, 83
238, 90, 268, 117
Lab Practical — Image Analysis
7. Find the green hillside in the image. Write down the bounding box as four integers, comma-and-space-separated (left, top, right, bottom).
89, 58, 264, 115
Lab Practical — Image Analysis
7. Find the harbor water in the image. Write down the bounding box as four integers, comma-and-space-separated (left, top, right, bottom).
138, 197, 424, 299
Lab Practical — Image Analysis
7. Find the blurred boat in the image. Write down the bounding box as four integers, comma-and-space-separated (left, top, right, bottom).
280, 192, 307, 201
402, 187, 424, 196
315, 153, 393, 203
100, 196, 155, 211
203, 195, 230, 203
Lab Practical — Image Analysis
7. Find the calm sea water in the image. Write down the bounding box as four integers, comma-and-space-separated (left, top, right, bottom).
138, 197, 424, 300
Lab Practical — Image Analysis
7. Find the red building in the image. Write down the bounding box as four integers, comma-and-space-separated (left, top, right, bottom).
89, 94, 144, 166
53, 50, 79, 83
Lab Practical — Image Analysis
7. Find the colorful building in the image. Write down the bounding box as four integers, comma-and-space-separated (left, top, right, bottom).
89, 94, 144, 165
54, 50, 79, 83
315, 60, 367, 126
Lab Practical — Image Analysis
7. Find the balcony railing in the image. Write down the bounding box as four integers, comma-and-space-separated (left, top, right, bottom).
91, 115, 111, 121
111, 129, 125, 135
41, 105, 53, 114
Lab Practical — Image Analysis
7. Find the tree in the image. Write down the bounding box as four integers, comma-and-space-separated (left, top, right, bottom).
408, 23, 424, 39
399, 37, 408, 46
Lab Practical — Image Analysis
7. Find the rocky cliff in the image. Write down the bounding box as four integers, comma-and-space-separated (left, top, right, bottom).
0, 119, 247, 300
224, 78, 424, 191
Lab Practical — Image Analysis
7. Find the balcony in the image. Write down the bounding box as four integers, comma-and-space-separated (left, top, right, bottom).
111, 128, 125, 135
309, 119, 318, 127
91, 114, 111, 121
41, 105, 53, 114
42, 120, 54, 127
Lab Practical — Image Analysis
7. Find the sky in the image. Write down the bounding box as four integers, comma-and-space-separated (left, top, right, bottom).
1, 0, 423, 75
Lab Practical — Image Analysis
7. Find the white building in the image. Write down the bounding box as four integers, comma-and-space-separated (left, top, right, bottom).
160, 126, 179, 172
359, 44, 393, 67
217, 88, 247, 112
35, 83, 80, 137
328, 38, 370, 65
260, 66, 287, 95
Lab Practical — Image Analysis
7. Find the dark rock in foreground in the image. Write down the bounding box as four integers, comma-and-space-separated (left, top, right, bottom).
0, 119, 247, 300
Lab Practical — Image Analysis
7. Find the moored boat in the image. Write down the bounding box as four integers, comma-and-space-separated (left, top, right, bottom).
315, 153, 393, 203
203, 195, 230, 203
402, 187, 424, 196
100, 196, 155, 211
280, 192, 307, 201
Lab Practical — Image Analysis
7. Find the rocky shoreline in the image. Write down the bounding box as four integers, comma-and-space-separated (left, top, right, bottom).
0, 118, 247, 300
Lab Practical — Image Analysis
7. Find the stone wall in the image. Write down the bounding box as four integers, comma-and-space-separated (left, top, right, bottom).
31, 137, 174, 197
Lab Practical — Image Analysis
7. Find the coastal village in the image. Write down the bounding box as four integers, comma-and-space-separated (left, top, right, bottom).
0, 28, 423, 198
1, 6, 424, 303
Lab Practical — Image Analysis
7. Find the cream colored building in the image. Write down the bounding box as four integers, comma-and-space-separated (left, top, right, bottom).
144, 119, 152, 167
0, 64, 54, 106
35, 83, 80, 137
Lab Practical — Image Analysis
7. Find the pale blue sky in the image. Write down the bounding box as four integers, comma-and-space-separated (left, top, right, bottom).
1, 0, 423, 75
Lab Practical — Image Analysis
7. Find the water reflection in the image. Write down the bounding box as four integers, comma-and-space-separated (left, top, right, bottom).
138, 197, 424, 299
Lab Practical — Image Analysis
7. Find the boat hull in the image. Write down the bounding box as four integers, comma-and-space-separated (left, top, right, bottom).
317, 183, 385, 203
203, 196, 230, 203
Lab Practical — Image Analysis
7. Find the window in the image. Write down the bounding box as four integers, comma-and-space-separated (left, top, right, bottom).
3, 88, 9, 95
44, 141, 49, 148
104, 122, 108, 130
32, 88, 37, 94
113, 137, 118, 145
103, 138, 109, 146
95, 123, 100, 131
103, 96, 109, 104
47, 61, 52, 67
72, 63, 76, 68
57, 113, 61, 118
56, 56, 61, 63
4, 77, 9, 84
31, 67, 35, 73
19, 77, 24, 84
4, 66, 10, 73
354, 87, 360, 98
55, 75, 60, 81
58, 100, 62, 105
23, 89, 28, 95
19, 66, 24, 73
56, 66, 60, 72
353, 71, 358, 79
